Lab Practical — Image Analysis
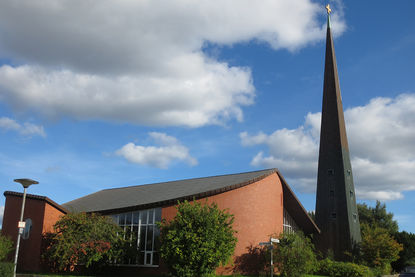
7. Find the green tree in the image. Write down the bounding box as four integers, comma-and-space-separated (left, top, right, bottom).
359, 223, 403, 275
44, 212, 126, 272
273, 232, 317, 277
158, 200, 237, 277
0, 235, 13, 261
357, 201, 398, 235
392, 231, 415, 272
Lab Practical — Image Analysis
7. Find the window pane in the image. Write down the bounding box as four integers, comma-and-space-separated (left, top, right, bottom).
140, 226, 147, 251
154, 226, 160, 251
146, 225, 154, 250
148, 209, 154, 224
141, 210, 148, 225
133, 212, 140, 225
125, 225, 132, 241
125, 212, 132, 226
146, 253, 152, 265
138, 252, 145, 265
155, 208, 162, 223
119, 213, 126, 225
132, 225, 139, 247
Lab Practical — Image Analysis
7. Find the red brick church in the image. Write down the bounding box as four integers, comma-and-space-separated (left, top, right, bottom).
2, 168, 319, 274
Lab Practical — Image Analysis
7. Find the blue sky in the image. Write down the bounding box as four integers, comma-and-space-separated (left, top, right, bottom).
1, 0, 414, 232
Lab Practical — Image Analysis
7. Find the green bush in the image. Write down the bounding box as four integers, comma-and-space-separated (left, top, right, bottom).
317, 258, 372, 277
158, 200, 237, 277
43, 212, 126, 272
0, 235, 13, 262
273, 232, 317, 277
0, 262, 14, 277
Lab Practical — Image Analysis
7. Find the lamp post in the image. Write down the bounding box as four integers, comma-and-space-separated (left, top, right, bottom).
13, 178, 38, 277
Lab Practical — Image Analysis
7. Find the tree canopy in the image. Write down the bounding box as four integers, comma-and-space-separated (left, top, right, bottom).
158, 200, 237, 277
392, 231, 415, 272
44, 212, 126, 272
273, 232, 317, 277
357, 201, 398, 234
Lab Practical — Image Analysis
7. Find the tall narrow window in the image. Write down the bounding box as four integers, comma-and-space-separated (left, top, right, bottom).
111, 208, 161, 266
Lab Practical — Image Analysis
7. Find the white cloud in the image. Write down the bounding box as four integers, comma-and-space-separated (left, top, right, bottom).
0, 0, 345, 127
116, 132, 197, 169
0, 116, 46, 137
241, 93, 415, 201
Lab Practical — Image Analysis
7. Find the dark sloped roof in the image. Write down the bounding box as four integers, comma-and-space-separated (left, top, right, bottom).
4, 191, 69, 214
62, 169, 276, 213
61, 168, 320, 234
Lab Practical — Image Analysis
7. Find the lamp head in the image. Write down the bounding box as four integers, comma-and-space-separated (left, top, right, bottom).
14, 178, 39, 188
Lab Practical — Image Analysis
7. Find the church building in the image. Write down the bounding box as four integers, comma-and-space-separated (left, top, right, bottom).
2, 168, 319, 274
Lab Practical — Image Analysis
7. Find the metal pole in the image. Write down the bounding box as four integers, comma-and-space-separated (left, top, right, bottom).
270, 237, 273, 277
13, 187, 28, 277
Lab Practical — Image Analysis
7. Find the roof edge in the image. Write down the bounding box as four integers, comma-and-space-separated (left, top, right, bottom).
84, 169, 279, 214
4, 191, 69, 214
276, 171, 320, 234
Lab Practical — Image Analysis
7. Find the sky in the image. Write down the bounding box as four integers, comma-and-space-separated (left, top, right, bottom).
0, 0, 414, 232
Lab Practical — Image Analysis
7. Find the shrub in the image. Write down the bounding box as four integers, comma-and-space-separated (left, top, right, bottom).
317, 258, 373, 277
158, 200, 237, 277
273, 232, 317, 277
0, 235, 13, 262
0, 262, 14, 277
43, 212, 126, 272
359, 223, 403, 275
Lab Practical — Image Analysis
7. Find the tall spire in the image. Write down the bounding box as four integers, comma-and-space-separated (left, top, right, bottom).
315, 5, 361, 260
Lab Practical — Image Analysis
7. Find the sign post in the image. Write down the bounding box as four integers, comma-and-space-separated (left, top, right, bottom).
259, 237, 280, 277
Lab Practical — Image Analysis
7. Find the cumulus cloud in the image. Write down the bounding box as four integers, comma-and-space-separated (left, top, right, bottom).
0, 0, 345, 127
0, 116, 46, 137
241, 93, 415, 201
116, 132, 197, 169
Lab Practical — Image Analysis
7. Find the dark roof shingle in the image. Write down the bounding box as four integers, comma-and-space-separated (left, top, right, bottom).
62, 169, 276, 213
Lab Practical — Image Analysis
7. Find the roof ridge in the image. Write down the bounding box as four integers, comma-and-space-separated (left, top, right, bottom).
99, 168, 277, 192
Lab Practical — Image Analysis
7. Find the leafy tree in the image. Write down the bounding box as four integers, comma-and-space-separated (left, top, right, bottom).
392, 231, 415, 272
273, 232, 317, 277
158, 200, 237, 277
359, 223, 403, 275
44, 212, 126, 272
0, 235, 13, 261
357, 201, 398, 235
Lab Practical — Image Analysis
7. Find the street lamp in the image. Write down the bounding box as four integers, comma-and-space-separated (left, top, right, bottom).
13, 178, 38, 277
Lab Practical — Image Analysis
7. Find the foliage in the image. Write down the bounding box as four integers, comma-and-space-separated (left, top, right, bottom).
0, 262, 14, 276
43, 212, 126, 272
317, 258, 372, 277
0, 235, 13, 261
273, 232, 317, 277
392, 231, 415, 272
158, 200, 237, 277
359, 223, 403, 275
357, 201, 398, 235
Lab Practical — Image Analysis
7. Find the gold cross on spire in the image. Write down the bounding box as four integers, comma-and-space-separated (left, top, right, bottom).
326, 4, 332, 14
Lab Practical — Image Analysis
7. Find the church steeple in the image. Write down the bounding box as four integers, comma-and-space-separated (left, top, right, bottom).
315, 6, 361, 260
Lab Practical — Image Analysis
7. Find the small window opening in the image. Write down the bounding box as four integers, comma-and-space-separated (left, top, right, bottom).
353, 213, 357, 223
350, 190, 354, 198
22, 218, 32, 240
328, 169, 335, 176
330, 190, 335, 197
331, 213, 337, 220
